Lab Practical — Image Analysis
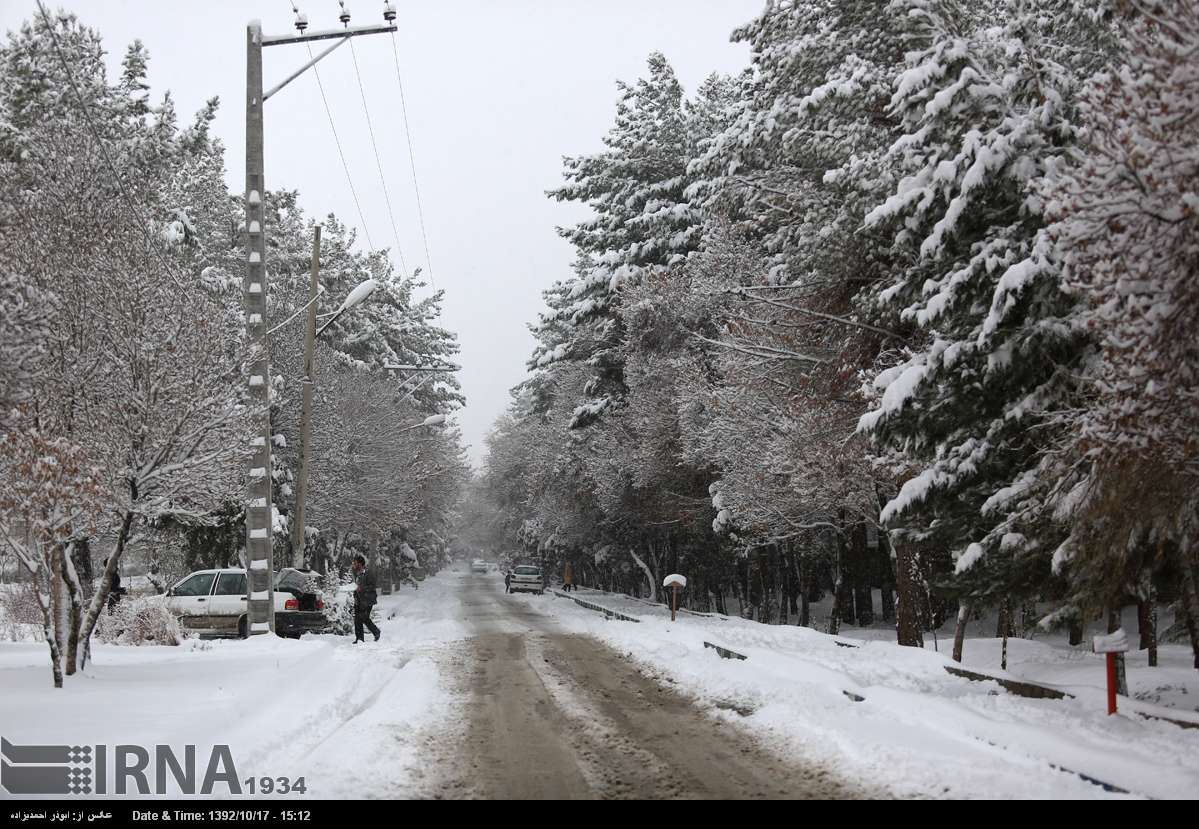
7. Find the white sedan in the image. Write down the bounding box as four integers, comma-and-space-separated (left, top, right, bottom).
165, 568, 329, 638
509, 565, 544, 595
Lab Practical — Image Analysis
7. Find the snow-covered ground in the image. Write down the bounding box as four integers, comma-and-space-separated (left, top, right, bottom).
514, 585, 1199, 799
0, 574, 471, 799
5, 570, 1197, 800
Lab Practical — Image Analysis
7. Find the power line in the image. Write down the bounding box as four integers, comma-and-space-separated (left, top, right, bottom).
305, 39, 376, 254
389, 30, 437, 289
34, 0, 187, 290
348, 37, 410, 277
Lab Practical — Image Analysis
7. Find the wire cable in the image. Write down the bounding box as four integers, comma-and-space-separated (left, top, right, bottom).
34, 1, 187, 290
389, 30, 436, 288
306, 39, 376, 254
348, 37, 410, 276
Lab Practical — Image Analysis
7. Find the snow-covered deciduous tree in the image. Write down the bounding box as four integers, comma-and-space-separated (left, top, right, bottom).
0, 12, 255, 681
0, 411, 105, 686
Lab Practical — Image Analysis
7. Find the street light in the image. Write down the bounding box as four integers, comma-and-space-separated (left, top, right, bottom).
315, 278, 378, 336
400, 414, 446, 432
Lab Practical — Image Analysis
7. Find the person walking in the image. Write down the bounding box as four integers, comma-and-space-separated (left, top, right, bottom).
504, 570, 512, 594
351, 554, 380, 643
563, 561, 574, 593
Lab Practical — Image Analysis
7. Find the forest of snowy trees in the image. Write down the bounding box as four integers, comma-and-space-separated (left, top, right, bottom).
478, 0, 1199, 668
0, 11, 467, 684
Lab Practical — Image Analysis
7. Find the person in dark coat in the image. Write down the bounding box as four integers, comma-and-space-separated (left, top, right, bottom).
106, 559, 127, 612
504, 570, 512, 594
351, 554, 380, 643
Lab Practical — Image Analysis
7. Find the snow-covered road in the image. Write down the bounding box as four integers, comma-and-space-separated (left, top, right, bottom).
424, 571, 870, 799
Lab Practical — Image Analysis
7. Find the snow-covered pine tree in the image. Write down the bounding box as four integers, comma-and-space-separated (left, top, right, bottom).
1042, 0, 1199, 667
693, 0, 904, 287
689, 1, 914, 636
857, 0, 1116, 638
539, 53, 704, 427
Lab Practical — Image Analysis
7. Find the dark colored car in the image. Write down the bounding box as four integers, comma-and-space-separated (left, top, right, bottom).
273, 568, 331, 638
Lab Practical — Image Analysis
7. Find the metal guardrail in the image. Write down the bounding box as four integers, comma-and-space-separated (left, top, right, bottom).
550, 590, 640, 623
703, 641, 747, 660
574, 587, 727, 620
944, 665, 1072, 700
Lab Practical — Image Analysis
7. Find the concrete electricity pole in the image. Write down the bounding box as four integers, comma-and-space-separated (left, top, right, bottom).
290, 225, 321, 569
244, 6, 398, 635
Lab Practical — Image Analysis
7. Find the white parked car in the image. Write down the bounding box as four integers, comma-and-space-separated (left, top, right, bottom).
164, 568, 329, 639
509, 565, 544, 595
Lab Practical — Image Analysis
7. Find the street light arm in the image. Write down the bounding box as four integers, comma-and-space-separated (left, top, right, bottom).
314, 308, 347, 338
266, 285, 327, 336
382, 362, 460, 372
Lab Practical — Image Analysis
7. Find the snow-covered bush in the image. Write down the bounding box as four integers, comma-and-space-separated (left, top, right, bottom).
315, 571, 354, 635
314, 571, 383, 635
0, 581, 44, 642
94, 595, 187, 646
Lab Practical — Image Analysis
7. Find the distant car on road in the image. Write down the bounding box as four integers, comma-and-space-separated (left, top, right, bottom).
471, 559, 489, 573
164, 567, 329, 639
509, 565, 544, 595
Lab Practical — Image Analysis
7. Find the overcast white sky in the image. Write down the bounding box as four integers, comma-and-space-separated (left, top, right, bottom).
2, 0, 763, 464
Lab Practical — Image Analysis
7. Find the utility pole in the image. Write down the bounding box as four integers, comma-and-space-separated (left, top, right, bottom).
245, 22, 273, 635
244, 6, 398, 634
291, 225, 321, 569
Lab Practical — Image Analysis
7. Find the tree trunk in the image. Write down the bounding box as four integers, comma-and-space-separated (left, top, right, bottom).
758, 546, 774, 625
850, 523, 874, 626
628, 547, 657, 604
1137, 592, 1158, 667
1178, 561, 1199, 670
999, 597, 1011, 671
72, 539, 95, 602
778, 550, 789, 625
72, 508, 136, 671
828, 536, 843, 635
952, 602, 971, 663
1068, 616, 1084, 647
50, 542, 67, 670
891, 535, 924, 648
878, 529, 896, 623
996, 597, 1015, 638
62, 542, 86, 675
34, 563, 64, 689
1019, 600, 1037, 639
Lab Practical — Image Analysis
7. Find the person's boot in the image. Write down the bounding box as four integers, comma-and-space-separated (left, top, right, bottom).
373, 631, 381, 642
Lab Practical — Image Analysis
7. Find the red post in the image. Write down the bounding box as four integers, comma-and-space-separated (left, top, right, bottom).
1106, 652, 1118, 715
671, 585, 677, 622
